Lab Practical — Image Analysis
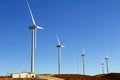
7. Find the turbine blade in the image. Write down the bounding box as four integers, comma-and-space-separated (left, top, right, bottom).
101, 58, 104, 63
106, 53, 109, 58
36, 26, 44, 29
82, 48, 85, 55
26, 0, 36, 25
55, 33, 61, 45
61, 45, 65, 48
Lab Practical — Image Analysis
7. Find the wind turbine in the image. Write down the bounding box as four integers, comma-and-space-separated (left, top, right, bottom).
26, 0, 44, 73
105, 55, 109, 74
56, 33, 65, 74
81, 48, 86, 75
101, 63, 104, 74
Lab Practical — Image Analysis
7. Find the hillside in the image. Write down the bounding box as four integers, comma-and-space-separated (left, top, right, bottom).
95, 73, 120, 80
52, 74, 108, 80
1, 73, 120, 80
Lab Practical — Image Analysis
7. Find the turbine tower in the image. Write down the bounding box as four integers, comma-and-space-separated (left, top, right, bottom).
105, 55, 109, 74
56, 33, 64, 74
101, 63, 104, 74
26, 0, 44, 73
81, 48, 85, 75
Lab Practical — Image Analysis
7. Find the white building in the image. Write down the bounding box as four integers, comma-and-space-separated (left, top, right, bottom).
11, 72, 36, 78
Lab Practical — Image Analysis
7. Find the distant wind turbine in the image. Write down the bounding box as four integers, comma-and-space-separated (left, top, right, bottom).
101, 63, 104, 74
26, 0, 44, 73
55, 33, 65, 74
105, 54, 109, 74
81, 48, 86, 75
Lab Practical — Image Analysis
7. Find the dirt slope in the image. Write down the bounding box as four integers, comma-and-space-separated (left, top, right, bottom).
52, 74, 108, 80
96, 73, 120, 80
36, 74, 64, 80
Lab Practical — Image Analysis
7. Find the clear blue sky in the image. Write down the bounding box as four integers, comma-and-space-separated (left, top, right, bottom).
0, 0, 120, 75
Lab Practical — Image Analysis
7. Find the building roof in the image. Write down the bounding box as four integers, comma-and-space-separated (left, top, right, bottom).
11, 71, 35, 74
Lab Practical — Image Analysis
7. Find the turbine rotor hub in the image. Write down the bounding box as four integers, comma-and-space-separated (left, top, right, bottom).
81, 54, 85, 56
57, 45, 61, 48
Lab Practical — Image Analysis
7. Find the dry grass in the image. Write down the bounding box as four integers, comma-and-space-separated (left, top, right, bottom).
96, 73, 120, 80
53, 74, 108, 80
36, 74, 64, 80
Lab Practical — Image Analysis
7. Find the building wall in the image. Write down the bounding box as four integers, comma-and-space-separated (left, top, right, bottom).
12, 72, 35, 78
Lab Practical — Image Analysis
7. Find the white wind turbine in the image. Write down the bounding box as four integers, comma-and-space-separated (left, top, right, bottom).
101, 62, 104, 74
81, 48, 86, 75
26, 0, 44, 73
105, 54, 109, 74
55, 33, 65, 74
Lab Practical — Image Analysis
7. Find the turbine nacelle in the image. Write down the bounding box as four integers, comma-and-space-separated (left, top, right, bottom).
56, 44, 65, 48
29, 25, 44, 29
81, 54, 85, 56
105, 54, 109, 59
105, 57, 108, 60
81, 48, 85, 56
101, 63, 104, 65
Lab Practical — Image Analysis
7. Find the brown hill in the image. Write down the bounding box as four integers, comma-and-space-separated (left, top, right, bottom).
95, 73, 120, 80
52, 74, 108, 80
